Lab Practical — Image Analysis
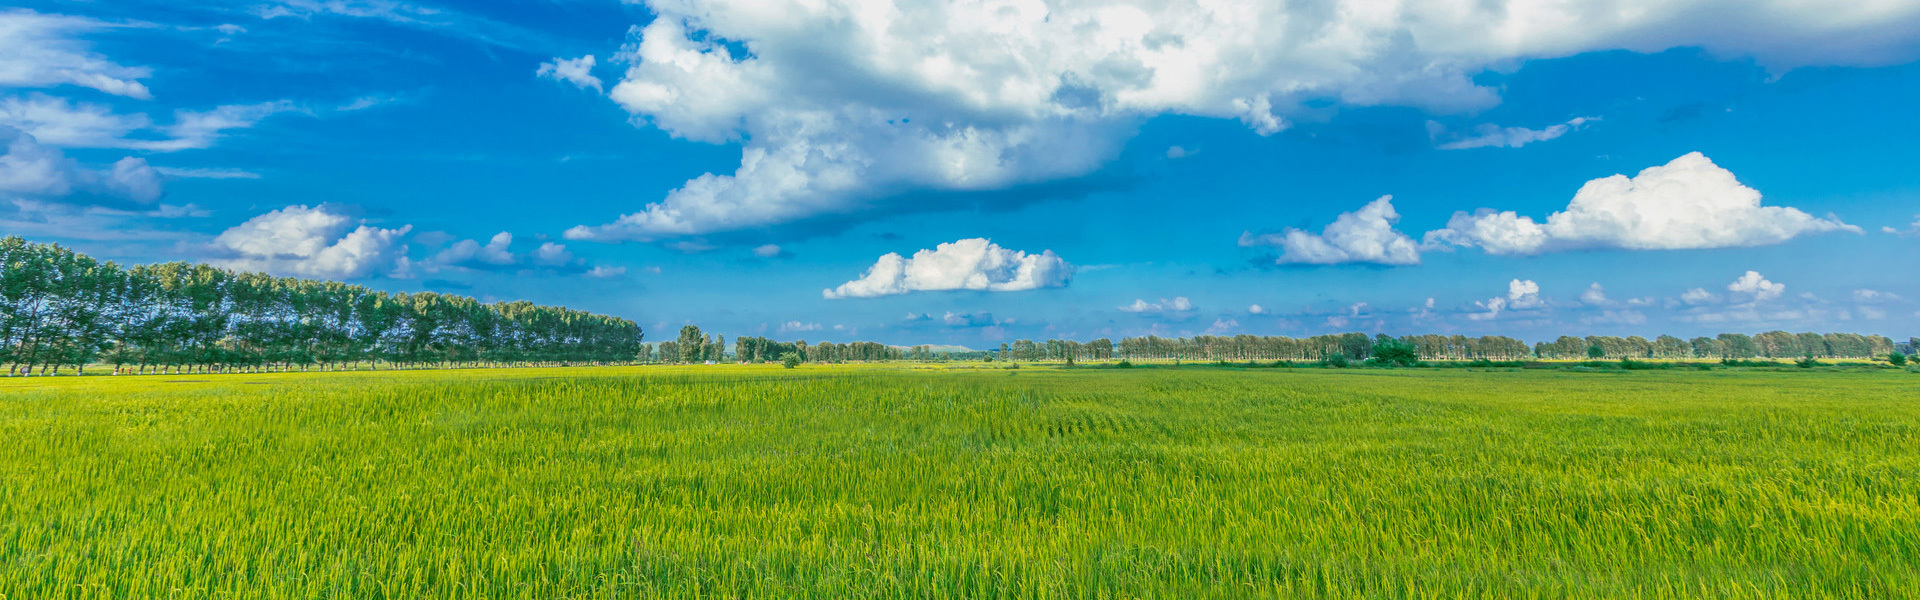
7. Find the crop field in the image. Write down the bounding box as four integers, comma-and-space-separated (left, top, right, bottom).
2, 365, 1917, 599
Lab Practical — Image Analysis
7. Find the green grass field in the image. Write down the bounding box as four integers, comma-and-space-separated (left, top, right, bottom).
2, 365, 1917, 598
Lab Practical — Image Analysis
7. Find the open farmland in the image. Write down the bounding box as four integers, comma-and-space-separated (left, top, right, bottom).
2, 365, 1917, 598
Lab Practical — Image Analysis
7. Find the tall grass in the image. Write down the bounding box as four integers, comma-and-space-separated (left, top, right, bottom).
2, 366, 1917, 598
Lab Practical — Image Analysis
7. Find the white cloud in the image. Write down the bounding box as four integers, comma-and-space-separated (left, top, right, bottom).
537, 55, 603, 91
1247, 304, 1267, 315
1853, 289, 1899, 303
1204, 318, 1238, 335
434, 231, 517, 268
211, 205, 411, 279
1241, 195, 1420, 265
941, 311, 999, 327
1727, 270, 1785, 302
0, 95, 299, 151
1886, 216, 1920, 236
1681, 287, 1718, 305
1165, 145, 1195, 159
1424, 152, 1859, 255
0, 10, 152, 99
0, 126, 161, 206
1432, 116, 1596, 150
585, 265, 627, 278
1579, 282, 1610, 306
1120, 297, 1194, 318
823, 238, 1071, 298
1469, 279, 1540, 321
572, 1, 1920, 240
534, 242, 573, 265
1507, 279, 1542, 309
752, 243, 782, 258
779, 321, 821, 333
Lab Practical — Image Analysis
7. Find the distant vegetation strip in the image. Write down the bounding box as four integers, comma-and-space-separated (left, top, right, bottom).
3, 237, 1909, 376
1, 237, 642, 375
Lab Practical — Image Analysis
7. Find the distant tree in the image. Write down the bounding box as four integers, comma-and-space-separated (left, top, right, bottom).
781, 352, 800, 369
1587, 344, 1606, 359
1891, 352, 1908, 367
677, 325, 704, 363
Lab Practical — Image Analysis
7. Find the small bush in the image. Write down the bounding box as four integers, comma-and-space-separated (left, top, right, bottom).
781, 354, 801, 369
1891, 352, 1908, 367
1115, 359, 1133, 369
1322, 355, 1350, 368
1797, 355, 1824, 369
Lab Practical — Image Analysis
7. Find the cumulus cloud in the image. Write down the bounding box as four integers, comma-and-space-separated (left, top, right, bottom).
1247, 304, 1267, 315
569, 1, 1920, 241
1431, 116, 1597, 150
1119, 297, 1194, 319
0, 10, 152, 99
1241, 195, 1420, 265
433, 232, 516, 268
0, 126, 161, 207
1425, 152, 1859, 255
1579, 282, 1610, 306
210, 205, 411, 279
536, 55, 602, 91
752, 244, 783, 258
823, 238, 1071, 298
1468, 279, 1541, 321
1727, 270, 1785, 302
1204, 318, 1238, 334
1681, 288, 1718, 306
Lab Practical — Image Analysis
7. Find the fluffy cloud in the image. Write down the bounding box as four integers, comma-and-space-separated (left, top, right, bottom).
433, 232, 516, 268
211, 205, 411, 279
1468, 279, 1541, 321
823, 238, 1071, 298
571, 0, 1920, 240
1119, 297, 1194, 318
536, 55, 602, 91
1426, 152, 1858, 255
0, 126, 161, 206
0, 10, 152, 99
1247, 304, 1267, 315
1727, 270, 1785, 302
1579, 282, 1610, 306
752, 244, 783, 258
1241, 196, 1420, 266
1431, 116, 1596, 150
1681, 287, 1718, 305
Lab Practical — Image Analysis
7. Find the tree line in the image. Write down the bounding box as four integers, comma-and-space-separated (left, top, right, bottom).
6, 237, 1905, 376
2, 237, 642, 375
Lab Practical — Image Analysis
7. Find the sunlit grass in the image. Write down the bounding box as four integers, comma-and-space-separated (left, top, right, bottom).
2, 365, 1917, 598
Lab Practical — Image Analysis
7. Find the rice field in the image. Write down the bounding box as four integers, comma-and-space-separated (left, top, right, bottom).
2, 364, 1917, 599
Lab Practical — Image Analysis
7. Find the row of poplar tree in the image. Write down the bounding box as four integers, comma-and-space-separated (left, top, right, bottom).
1, 237, 643, 375
5, 237, 1904, 375
986, 332, 1898, 362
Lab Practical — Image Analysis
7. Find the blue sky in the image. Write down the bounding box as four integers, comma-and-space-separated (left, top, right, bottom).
4, 0, 1919, 348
